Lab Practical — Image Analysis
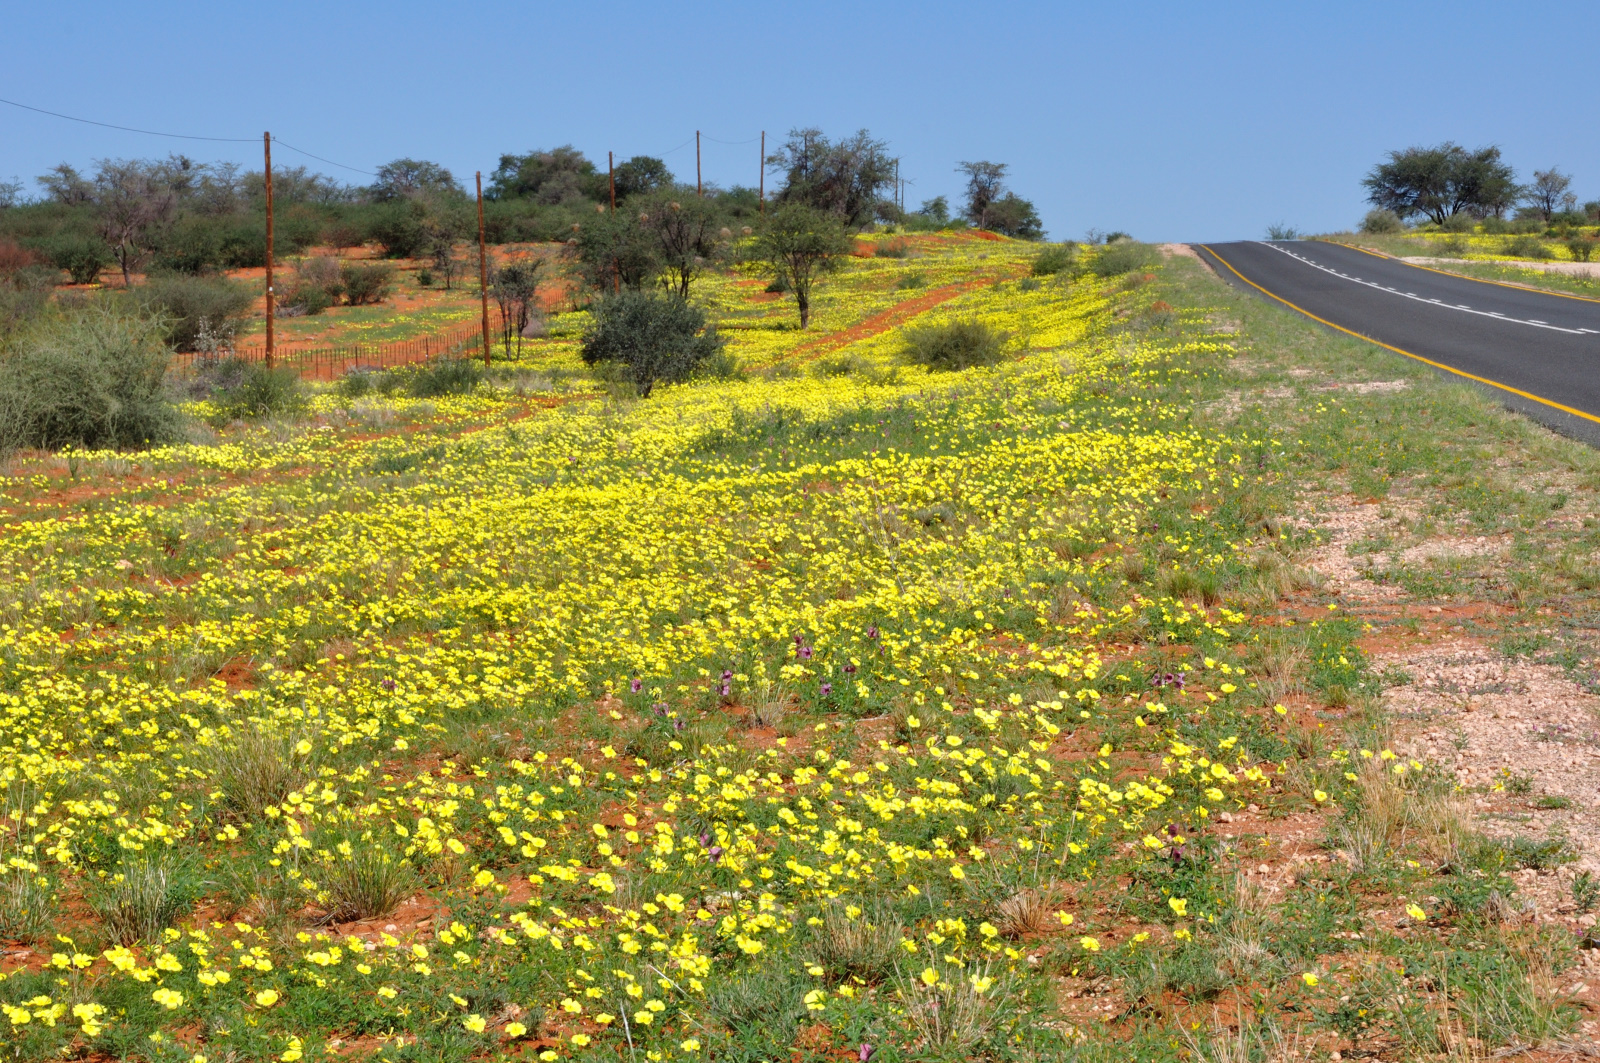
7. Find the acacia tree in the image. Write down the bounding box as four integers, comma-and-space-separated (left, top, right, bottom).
92, 159, 179, 287
1363, 143, 1519, 223
755, 203, 853, 329
958, 161, 1008, 228
491, 255, 544, 358
570, 208, 662, 292
766, 128, 895, 229
956, 161, 1044, 238
1528, 168, 1574, 221
638, 193, 725, 297
368, 159, 463, 203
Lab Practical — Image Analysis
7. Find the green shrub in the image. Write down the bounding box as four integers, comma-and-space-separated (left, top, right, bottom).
1359, 209, 1405, 235
900, 318, 1006, 371
48, 234, 113, 284
406, 357, 483, 398
1031, 243, 1078, 276
151, 216, 225, 275
366, 201, 430, 258
692, 347, 743, 382
1440, 212, 1476, 233
0, 266, 56, 339
1089, 240, 1162, 277
1503, 235, 1553, 260
0, 304, 181, 453
813, 354, 871, 377
1567, 237, 1596, 263
282, 255, 344, 316
895, 271, 928, 290
580, 290, 726, 397
874, 239, 909, 258
282, 285, 334, 315
340, 261, 394, 306
205, 358, 306, 422
217, 221, 268, 269
133, 275, 255, 352
1481, 216, 1511, 234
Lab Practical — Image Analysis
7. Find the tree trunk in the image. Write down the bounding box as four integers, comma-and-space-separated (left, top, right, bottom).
797, 289, 810, 329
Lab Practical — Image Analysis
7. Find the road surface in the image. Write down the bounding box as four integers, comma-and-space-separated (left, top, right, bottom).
1194, 240, 1600, 444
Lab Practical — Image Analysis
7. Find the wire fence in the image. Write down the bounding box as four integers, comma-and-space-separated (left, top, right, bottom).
170, 319, 487, 381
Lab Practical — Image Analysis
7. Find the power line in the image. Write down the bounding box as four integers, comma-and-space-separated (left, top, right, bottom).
0, 95, 255, 143
701, 133, 761, 146
0, 95, 375, 176
654, 138, 696, 158
270, 139, 376, 177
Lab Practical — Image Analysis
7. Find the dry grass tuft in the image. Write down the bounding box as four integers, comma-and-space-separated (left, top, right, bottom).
995, 882, 1064, 938
1334, 757, 1469, 872
810, 902, 903, 984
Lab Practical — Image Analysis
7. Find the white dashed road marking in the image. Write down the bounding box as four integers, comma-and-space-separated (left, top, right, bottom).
1258, 242, 1600, 336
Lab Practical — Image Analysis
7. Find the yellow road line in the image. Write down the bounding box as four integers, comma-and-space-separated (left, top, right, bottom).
1199, 244, 1600, 428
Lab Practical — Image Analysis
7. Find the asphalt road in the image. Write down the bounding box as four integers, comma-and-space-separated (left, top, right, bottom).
1195, 240, 1600, 445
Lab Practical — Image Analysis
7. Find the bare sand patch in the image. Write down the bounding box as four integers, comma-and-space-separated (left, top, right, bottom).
1402, 256, 1600, 279
1381, 637, 1600, 923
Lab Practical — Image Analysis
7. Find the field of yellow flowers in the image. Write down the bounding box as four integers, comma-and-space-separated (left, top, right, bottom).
0, 235, 1576, 1062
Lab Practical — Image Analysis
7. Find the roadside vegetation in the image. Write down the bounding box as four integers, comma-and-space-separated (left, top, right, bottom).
1297, 142, 1600, 297
1, 229, 1597, 1060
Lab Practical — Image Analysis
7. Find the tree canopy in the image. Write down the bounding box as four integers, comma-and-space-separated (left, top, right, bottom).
766, 129, 895, 230
754, 203, 853, 328
612, 156, 672, 201
489, 147, 601, 204
1363, 143, 1519, 224
957, 161, 1043, 239
368, 159, 463, 203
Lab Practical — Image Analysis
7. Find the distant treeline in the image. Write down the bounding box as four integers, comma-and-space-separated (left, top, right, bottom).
0, 129, 1044, 286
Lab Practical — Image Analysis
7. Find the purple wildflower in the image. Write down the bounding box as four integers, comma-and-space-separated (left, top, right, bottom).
843, 663, 857, 675
859, 1045, 875, 1063
798, 645, 812, 660
380, 678, 396, 692
708, 845, 724, 862
866, 626, 879, 640
699, 832, 711, 847
820, 683, 833, 697
630, 677, 642, 693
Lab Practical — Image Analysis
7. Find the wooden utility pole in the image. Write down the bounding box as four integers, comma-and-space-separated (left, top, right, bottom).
696, 130, 702, 196
263, 132, 274, 369
476, 172, 490, 367
759, 131, 765, 215
608, 151, 616, 210
894, 158, 900, 213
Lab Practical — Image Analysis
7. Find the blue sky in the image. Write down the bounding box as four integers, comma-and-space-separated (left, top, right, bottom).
4, 1, 1598, 242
